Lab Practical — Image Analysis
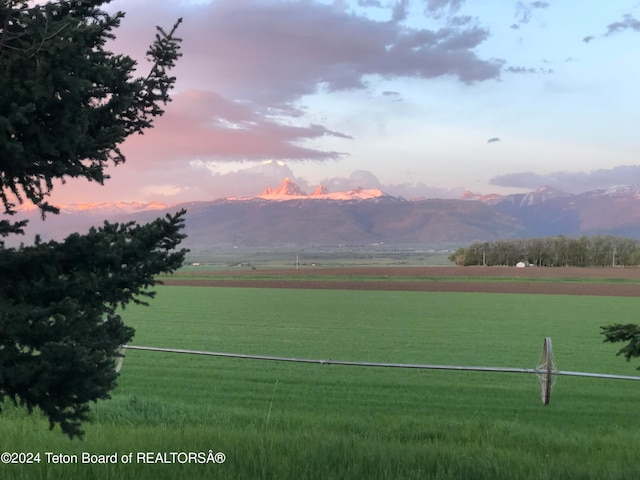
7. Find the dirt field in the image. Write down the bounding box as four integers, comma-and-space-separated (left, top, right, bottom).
162, 266, 640, 297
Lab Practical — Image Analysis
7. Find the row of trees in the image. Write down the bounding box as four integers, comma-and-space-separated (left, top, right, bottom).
449, 235, 640, 267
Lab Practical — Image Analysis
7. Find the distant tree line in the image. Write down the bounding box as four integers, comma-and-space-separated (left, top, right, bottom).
449, 235, 640, 267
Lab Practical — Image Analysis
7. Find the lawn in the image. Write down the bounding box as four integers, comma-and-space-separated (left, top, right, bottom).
2, 286, 640, 479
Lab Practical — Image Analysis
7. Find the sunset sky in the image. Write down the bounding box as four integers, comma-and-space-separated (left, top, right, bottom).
49, 0, 640, 205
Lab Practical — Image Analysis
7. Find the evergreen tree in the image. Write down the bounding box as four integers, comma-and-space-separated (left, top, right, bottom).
601, 324, 640, 370
0, 0, 186, 437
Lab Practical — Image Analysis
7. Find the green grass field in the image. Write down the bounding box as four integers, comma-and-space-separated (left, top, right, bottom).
2, 286, 640, 479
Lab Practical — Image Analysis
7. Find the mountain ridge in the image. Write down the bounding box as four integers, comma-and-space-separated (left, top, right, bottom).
9, 181, 640, 250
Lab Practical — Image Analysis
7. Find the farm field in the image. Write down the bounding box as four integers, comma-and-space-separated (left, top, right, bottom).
183, 249, 453, 269
2, 269, 640, 479
163, 265, 640, 296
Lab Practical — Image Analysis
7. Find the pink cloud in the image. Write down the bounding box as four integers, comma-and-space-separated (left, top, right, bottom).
121, 89, 350, 165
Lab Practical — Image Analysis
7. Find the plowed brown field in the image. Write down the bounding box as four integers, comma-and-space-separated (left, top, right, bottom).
163, 266, 640, 297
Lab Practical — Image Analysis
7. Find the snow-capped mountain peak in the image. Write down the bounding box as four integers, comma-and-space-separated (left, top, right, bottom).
517, 186, 570, 207
260, 177, 306, 197
256, 178, 389, 201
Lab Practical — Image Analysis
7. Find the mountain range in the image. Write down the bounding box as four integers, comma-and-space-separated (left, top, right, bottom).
9, 179, 640, 250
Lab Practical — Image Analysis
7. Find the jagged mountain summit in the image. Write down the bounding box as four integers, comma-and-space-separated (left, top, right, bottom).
260, 177, 306, 197
256, 177, 388, 201
311, 184, 329, 196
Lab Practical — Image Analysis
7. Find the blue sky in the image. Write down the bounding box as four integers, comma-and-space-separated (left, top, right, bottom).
50, 0, 640, 204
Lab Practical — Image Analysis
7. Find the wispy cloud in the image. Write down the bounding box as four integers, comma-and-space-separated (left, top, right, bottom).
605, 14, 640, 36
505, 66, 553, 74
582, 13, 640, 43
423, 0, 466, 18
121, 90, 351, 164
